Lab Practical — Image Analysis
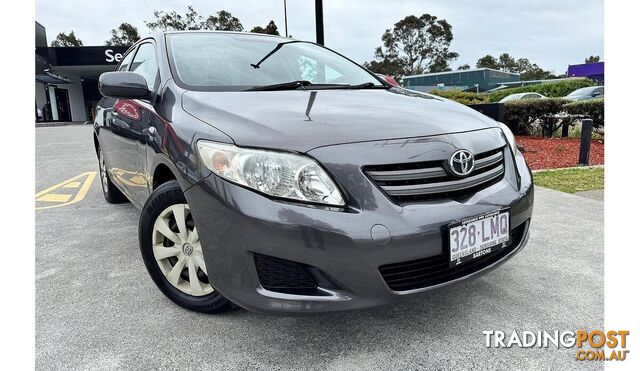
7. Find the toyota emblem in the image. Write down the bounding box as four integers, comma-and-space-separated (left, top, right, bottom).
449, 149, 475, 176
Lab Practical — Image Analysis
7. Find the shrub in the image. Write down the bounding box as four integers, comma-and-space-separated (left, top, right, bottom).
564, 99, 604, 127
428, 90, 489, 105
425, 78, 596, 105
486, 78, 596, 102
502, 98, 570, 135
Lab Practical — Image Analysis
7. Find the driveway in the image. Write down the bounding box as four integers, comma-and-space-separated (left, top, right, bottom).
36, 125, 604, 370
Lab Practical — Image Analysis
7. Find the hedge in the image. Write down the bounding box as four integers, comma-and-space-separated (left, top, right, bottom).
428, 90, 490, 105
502, 98, 604, 135
502, 98, 570, 135
564, 99, 604, 127
427, 78, 596, 105
485, 78, 596, 102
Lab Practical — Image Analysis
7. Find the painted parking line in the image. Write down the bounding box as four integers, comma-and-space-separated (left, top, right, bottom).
35, 172, 97, 210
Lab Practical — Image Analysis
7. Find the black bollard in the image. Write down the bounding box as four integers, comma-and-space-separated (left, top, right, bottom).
578, 118, 593, 166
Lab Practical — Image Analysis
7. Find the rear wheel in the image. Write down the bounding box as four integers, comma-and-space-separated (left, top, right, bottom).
98, 148, 127, 203
139, 180, 232, 313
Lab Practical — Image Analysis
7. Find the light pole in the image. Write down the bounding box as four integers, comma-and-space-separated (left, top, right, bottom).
283, 0, 288, 37
315, 0, 324, 45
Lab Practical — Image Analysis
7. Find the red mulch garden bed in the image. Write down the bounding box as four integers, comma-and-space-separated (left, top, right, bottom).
516, 136, 604, 170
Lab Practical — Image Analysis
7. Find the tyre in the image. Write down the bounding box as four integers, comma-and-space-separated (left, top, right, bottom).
98, 147, 128, 203
139, 180, 233, 314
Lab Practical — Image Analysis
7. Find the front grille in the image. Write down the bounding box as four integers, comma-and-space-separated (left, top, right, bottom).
379, 221, 527, 292
254, 253, 318, 294
364, 147, 505, 203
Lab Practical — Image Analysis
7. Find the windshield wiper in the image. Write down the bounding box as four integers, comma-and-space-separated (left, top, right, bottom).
343, 82, 378, 89
246, 80, 311, 91
251, 41, 302, 69
309, 82, 385, 89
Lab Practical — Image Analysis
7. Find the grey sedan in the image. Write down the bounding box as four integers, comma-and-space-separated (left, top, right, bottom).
94, 31, 534, 314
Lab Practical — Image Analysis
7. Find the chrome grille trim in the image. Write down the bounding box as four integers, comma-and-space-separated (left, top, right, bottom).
474, 151, 502, 171
367, 167, 446, 181
363, 147, 506, 201
381, 164, 504, 196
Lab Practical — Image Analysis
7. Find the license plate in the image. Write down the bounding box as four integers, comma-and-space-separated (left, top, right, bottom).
448, 210, 510, 267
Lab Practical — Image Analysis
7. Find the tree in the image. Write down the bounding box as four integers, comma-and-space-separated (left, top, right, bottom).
477, 53, 554, 80
145, 6, 243, 31
428, 54, 456, 73
50, 31, 83, 47
457, 64, 471, 70
585, 55, 600, 63
251, 20, 280, 35
363, 48, 406, 79
105, 23, 141, 46
204, 10, 244, 31
145, 5, 204, 31
476, 55, 499, 69
364, 13, 459, 79
497, 53, 517, 71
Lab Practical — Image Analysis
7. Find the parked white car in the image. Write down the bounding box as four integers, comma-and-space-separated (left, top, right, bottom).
564, 86, 604, 101
499, 92, 546, 103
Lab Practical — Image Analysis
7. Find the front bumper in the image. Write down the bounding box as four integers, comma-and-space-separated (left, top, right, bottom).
185, 137, 534, 314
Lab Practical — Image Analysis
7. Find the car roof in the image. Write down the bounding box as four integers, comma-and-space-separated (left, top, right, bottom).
506, 92, 538, 97
568, 86, 604, 94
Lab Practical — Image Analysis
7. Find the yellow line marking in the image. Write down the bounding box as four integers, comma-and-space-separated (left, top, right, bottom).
36, 193, 72, 203
35, 172, 97, 210
62, 181, 81, 188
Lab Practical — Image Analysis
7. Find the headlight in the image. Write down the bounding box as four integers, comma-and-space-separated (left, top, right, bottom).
499, 122, 517, 154
197, 141, 345, 206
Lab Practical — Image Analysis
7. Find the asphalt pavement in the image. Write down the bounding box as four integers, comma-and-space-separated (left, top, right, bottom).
36, 125, 604, 370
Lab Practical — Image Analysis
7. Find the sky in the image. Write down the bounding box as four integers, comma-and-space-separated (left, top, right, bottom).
35, 0, 604, 75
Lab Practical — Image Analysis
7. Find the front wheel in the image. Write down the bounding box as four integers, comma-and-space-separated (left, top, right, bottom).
138, 180, 233, 313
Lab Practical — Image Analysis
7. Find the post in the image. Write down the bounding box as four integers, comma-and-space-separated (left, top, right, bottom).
578, 118, 593, 166
543, 116, 553, 138
315, 0, 324, 45
283, 0, 288, 38
561, 123, 569, 137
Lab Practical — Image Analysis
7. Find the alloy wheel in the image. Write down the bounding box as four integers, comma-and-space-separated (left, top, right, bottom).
152, 203, 214, 296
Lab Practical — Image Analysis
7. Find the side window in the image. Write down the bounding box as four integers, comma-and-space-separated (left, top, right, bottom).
118, 50, 135, 71
130, 43, 159, 89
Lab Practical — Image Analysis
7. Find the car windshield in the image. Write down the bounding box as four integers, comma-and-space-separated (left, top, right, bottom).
166, 33, 383, 91
566, 87, 594, 97
499, 94, 523, 102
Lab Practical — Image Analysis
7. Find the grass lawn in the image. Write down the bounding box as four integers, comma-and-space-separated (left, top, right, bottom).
533, 167, 604, 193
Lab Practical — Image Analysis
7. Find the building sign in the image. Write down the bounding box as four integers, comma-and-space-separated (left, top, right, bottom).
36, 46, 130, 66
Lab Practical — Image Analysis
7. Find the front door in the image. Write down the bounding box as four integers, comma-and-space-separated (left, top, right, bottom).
108, 41, 159, 206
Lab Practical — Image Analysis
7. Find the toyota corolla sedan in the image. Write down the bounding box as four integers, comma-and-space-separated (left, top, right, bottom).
94, 31, 534, 314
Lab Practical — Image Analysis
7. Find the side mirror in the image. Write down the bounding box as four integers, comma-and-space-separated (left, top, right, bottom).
99, 71, 150, 99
